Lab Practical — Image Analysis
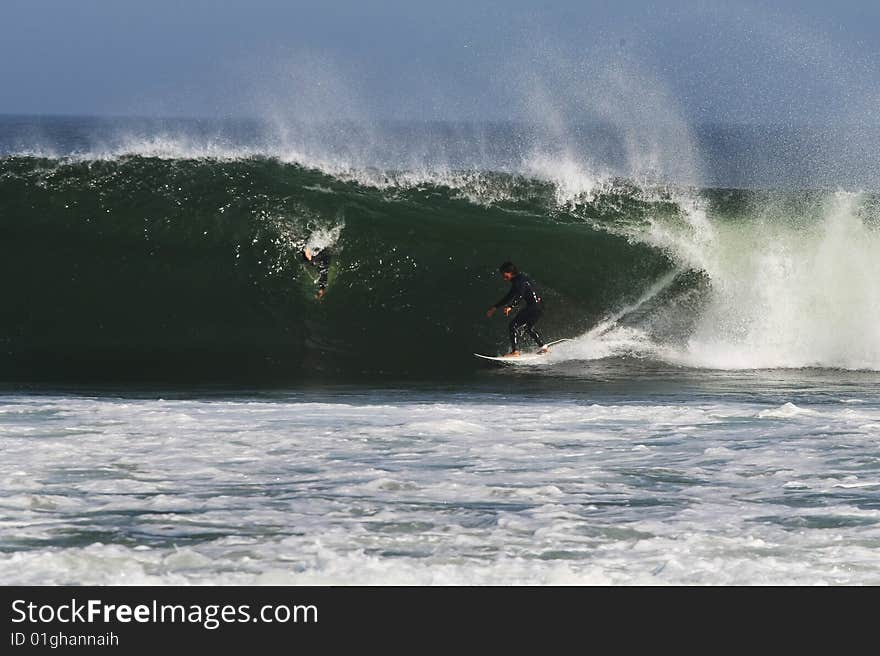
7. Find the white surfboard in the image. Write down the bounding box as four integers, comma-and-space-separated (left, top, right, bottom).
473, 339, 571, 363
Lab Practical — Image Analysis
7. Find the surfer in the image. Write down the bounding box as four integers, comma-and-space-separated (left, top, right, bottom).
302, 246, 332, 300
485, 261, 547, 357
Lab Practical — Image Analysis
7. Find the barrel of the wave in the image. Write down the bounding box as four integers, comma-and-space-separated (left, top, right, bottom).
0, 154, 680, 381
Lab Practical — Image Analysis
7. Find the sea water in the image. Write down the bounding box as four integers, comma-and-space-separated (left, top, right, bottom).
2, 117, 880, 585
2, 366, 879, 585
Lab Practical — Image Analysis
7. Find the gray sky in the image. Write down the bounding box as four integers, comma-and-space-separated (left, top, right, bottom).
2, 0, 879, 125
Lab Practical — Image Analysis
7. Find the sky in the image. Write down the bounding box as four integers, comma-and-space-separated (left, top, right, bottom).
2, 0, 880, 125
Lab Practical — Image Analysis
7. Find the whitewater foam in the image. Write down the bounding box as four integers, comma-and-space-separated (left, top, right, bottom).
4, 390, 880, 585
558, 188, 880, 371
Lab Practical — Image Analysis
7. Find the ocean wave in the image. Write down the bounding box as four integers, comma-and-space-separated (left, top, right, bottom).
2, 154, 879, 380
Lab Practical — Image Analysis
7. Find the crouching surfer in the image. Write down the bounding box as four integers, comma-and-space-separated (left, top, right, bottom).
485, 261, 549, 357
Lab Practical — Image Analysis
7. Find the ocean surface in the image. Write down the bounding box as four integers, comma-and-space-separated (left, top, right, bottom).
2, 116, 880, 584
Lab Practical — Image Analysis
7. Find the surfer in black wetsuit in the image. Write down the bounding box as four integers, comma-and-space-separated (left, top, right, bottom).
485, 261, 547, 357
302, 246, 332, 300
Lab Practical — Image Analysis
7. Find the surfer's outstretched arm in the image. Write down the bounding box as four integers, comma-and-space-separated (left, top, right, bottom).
493, 288, 517, 309
488, 282, 522, 313
487, 297, 516, 318
486, 264, 522, 317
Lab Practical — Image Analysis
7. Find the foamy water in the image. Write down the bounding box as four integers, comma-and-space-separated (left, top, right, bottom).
556, 189, 880, 372
2, 383, 879, 585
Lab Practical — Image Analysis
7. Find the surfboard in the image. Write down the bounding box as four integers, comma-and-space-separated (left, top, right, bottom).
473, 338, 571, 363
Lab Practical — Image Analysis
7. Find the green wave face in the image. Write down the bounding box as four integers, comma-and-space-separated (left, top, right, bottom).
0, 156, 677, 381
3, 155, 879, 381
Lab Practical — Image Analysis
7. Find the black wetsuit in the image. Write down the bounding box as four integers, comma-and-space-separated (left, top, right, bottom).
302, 249, 332, 292
494, 272, 545, 352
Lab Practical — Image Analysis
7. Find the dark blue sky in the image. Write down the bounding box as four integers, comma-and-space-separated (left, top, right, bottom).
2, 0, 879, 125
